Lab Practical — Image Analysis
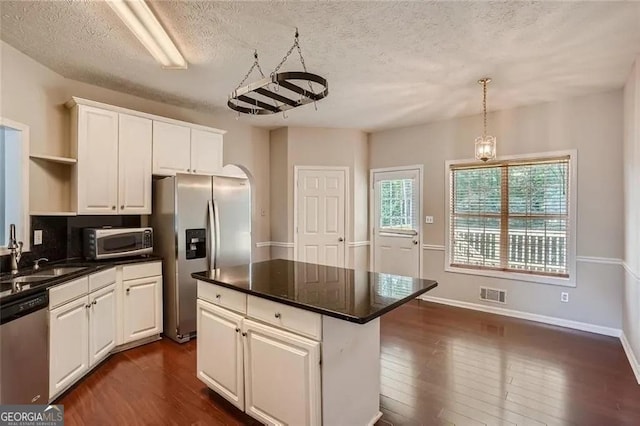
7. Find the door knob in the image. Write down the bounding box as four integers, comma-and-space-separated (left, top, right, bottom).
338, 237, 344, 242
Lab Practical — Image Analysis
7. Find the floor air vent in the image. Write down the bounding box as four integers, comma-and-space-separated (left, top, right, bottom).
480, 287, 506, 304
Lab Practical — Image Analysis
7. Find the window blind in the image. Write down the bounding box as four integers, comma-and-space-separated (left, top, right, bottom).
449, 156, 570, 277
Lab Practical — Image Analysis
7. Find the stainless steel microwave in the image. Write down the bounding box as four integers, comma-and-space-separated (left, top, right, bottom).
83, 227, 153, 260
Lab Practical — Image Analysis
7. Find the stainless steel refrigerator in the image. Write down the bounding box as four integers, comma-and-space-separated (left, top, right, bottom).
151, 173, 251, 343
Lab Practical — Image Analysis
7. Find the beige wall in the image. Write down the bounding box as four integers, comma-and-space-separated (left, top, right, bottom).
623, 56, 640, 376
370, 90, 625, 329
0, 40, 271, 261
268, 127, 369, 268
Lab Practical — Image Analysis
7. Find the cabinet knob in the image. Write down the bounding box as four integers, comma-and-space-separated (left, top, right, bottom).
92, 300, 97, 305
120, 205, 124, 210
112, 206, 116, 210
193, 169, 197, 173
242, 332, 247, 337
85, 304, 91, 309
215, 294, 221, 299
338, 237, 344, 242
235, 327, 240, 333
274, 312, 281, 319
126, 288, 130, 295
187, 168, 191, 172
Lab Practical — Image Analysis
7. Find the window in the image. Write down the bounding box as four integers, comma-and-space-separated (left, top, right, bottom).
446, 152, 576, 285
379, 178, 416, 232
0, 118, 30, 255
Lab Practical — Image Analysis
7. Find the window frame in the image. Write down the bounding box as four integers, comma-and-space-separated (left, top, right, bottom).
0, 117, 30, 256
444, 150, 577, 287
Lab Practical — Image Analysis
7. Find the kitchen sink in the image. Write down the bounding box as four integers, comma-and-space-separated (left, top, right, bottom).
31, 266, 88, 277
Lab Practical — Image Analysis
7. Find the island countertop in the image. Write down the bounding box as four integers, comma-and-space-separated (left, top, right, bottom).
192, 259, 438, 324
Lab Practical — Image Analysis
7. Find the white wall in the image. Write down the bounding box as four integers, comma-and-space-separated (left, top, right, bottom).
0, 40, 271, 261
623, 56, 640, 380
370, 90, 624, 330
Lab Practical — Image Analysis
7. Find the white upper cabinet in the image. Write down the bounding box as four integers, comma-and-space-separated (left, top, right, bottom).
190, 129, 223, 175
74, 105, 119, 214
118, 114, 152, 214
152, 121, 191, 176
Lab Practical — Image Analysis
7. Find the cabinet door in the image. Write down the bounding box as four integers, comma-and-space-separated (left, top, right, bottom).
152, 121, 191, 176
243, 319, 321, 426
118, 114, 152, 214
76, 105, 119, 214
89, 283, 117, 367
190, 129, 223, 175
122, 275, 162, 343
196, 300, 244, 410
49, 296, 90, 399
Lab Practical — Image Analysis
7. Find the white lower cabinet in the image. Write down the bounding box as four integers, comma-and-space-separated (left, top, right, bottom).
197, 300, 245, 410
196, 297, 321, 426
122, 275, 162, 343
88, 283, 117, 367
49, 296, 90, 399
243, 319, 321, 426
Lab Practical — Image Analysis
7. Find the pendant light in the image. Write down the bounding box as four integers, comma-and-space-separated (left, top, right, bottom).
475, 78, 496, 162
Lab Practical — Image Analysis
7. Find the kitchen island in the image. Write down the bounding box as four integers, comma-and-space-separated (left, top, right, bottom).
192, 259, 437, 426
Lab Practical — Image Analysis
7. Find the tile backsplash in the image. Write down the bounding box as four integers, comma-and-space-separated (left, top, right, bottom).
0, 215, 141, 273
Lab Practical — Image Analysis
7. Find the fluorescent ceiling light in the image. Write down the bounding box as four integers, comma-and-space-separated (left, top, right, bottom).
107, 0, 187, 69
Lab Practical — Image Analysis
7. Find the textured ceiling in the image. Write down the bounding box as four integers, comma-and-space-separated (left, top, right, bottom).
1, 1, 640, 131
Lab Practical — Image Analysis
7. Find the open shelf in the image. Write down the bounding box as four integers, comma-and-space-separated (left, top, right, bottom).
30, 154, 77, 164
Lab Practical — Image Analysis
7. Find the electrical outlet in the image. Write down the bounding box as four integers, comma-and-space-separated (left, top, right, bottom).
425, 216, 434, 224
34, 229, 43, 245
561, 292, 569, 303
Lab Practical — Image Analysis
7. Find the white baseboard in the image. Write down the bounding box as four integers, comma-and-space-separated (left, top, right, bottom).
419, 295, 622, 337
621, 333, 640, 384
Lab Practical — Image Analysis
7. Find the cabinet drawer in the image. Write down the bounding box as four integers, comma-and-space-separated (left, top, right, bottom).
247, 296, 322, 340
122, 261, 161, 280
49, 276, 89, 309
89, 267, 116, 292
197, 281, 247, 315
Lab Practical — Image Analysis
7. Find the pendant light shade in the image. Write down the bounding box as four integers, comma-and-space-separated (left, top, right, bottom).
475, 78, 496, 162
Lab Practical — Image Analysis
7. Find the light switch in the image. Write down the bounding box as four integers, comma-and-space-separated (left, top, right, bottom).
425, 216, 434, 224
34, 229, 43, 245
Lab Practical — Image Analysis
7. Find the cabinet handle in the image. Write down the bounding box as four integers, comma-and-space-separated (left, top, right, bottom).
85, 304, 91, 309
215, 294, 221, 299
235, 327, 240, 333
92, 300, 97, 305
187, 168, 191, 172
121, 205, 124, 210
112, 206, 116, 210
193, 169, 197, 173
241, 332, 247, 337
126, 288, 130, 295
274, 312, 281, 319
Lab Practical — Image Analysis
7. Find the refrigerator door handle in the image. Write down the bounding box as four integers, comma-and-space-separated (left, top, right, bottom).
212, 198, 221, 270
208, 199, 217, 270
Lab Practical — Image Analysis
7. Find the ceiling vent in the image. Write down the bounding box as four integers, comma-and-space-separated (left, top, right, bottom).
480, 287, 506, 304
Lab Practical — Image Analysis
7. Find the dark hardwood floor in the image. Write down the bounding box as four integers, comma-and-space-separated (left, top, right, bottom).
58, 300, 640, 425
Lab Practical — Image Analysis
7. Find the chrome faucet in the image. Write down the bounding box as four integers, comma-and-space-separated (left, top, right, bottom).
7, 224, 23, 275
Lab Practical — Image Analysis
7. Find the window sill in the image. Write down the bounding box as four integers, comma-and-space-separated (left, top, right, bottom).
444, 265, 576, 287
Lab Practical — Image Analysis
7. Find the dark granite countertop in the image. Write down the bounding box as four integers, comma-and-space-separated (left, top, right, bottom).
192, 259, 438, 324
0, 255, 162, 306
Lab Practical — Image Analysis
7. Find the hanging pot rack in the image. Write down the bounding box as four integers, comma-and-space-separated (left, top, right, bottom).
227, 29, 329, 116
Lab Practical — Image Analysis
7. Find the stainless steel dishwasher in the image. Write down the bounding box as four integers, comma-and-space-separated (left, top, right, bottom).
0, 290, 49, 404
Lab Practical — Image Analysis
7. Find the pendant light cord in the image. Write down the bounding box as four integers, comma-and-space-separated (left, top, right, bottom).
483, 79, 487, 138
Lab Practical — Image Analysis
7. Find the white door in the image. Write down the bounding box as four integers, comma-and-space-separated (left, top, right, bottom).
372, 168, 422, 277
152, 121, 191, 175
190, 129, 223, 175
89, 283, 117, 367
296, 168, 346, 267
242, 318, 321, 426
49, 296, 90, 399
76, 105, 119, 214
122, 276, 162, 343
196, 300, 244, 410
118, 113, 152, 214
